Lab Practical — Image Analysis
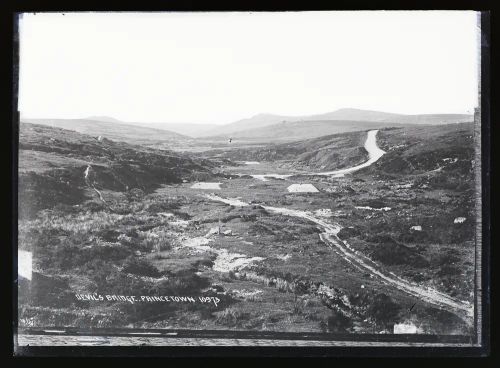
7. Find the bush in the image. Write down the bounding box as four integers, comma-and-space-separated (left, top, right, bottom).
370, 239, 430, 268
122, 257, 161, 277
337, 227, 361, 240
214, 308, 250, 327
327, 310, 353, 332
126, 188, 145, 201
436, 264, 461, 277
146, 199, 181, 213
97, 229, 121, 242
19, 272, 74, 308
80, 242, 132, 263
367, 293, 401, 328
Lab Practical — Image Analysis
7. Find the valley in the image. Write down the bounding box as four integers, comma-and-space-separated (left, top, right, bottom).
17, 113, 476, 336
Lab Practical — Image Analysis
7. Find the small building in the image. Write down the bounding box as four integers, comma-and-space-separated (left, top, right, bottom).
287, 184, 319, 193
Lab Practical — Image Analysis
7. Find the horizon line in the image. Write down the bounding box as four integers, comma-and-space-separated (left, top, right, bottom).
19, 107, 475, 126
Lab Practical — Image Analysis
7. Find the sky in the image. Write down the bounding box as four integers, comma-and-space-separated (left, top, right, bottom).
18, 11, 480, 125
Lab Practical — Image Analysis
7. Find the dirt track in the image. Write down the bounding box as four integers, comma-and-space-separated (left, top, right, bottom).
203, 130, 474, 323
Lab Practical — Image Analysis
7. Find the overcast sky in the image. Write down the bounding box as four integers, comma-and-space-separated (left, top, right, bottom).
18, 11, 480, 125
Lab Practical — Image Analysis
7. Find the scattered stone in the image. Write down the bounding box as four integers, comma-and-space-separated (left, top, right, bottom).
212, 249, 264, 273
206, 227, 220, 237
333, 210, 348, 218
168, 219, 189, 227
118, 234, 132, 242
211, 284, 225, 293
276, 254, 291, 261
157, 212, 174, 218
230, 289, 263, 299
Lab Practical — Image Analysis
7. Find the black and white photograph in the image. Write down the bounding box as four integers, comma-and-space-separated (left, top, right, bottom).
14, 10, 488, 350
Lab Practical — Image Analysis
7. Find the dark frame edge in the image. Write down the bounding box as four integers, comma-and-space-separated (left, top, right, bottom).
9, 6, 492, 358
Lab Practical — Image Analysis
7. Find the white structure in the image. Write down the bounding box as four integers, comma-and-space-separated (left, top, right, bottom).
410, 225, 422, 231
287, 184, 319, 193
18, 250, 32, 280
454, 217, 466, 224
394, 322, 419, 334
191, 182, 222, 190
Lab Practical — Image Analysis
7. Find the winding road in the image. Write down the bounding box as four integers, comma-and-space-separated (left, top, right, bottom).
205, 193, 473, 322
204, 129, 474, 323
250, 129, 385, 181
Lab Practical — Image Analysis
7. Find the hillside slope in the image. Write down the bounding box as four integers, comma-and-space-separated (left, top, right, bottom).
213, 122, 475, 177
22, 118, 192, 148
83, 116, 219, 138
370, 123, 474, 177
204, 120, 407, 143
220, 130, 370, 171
18, 123, 212, 218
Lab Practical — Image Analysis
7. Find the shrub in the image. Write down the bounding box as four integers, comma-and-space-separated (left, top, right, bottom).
126, 188, 145, 201
327, 310, 353, 332
19, 272, 74, 308
436, 264, 462, 277
146, 199, 181, 213
370, 239, 429, 268
122, 257, 161, 277
367, 293, 401, 328
80, 242, 132, 263
97, 229, 121, 242
214, 308, 250, 327
337, 227, 361, 240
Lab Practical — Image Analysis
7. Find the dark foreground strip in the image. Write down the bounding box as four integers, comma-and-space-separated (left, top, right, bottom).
17, 327, 474, 344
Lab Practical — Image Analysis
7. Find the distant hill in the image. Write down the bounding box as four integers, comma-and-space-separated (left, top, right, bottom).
202, 120, 409, 142
85, 115, 123, 123
128, 122, 219, 137
27, 109, 472, 143
21, 118, 191, 147
196, 108, 472, 138
83, 116, 219, 138
204, 113, 291, 137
